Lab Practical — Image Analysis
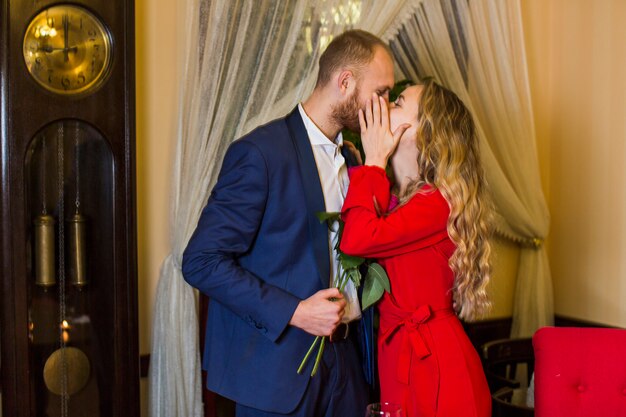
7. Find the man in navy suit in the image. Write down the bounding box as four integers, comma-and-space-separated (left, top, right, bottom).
183, 30, 398, 417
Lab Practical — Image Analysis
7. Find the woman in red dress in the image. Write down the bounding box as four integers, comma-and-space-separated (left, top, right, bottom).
341, 80, 491, 417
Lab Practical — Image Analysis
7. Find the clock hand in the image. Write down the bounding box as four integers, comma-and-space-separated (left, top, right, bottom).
39, 45, 78, 53
63, 13, 70, 62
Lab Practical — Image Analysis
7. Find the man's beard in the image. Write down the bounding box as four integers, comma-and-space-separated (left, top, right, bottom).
331, 88, 362, 133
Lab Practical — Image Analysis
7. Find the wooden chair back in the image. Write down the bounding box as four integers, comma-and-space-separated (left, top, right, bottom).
481, 337, 534, 392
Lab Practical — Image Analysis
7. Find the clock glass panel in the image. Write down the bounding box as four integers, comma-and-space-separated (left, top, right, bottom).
23, 5, 113, 96
25, 120, 115, 415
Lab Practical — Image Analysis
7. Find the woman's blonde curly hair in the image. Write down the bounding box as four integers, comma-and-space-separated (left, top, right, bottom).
402, 79, 492, 321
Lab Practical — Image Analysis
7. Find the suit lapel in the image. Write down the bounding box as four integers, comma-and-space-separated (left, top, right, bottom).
286, 108, 330, 288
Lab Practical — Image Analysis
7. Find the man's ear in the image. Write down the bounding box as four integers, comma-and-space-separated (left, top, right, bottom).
336, 70, 356, 97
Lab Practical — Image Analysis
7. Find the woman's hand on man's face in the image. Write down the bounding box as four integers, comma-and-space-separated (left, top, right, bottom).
358, 92, 411, 169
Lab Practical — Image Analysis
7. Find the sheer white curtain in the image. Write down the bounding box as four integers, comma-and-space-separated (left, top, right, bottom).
148, 1, 409, 416
385, 0, 553, 337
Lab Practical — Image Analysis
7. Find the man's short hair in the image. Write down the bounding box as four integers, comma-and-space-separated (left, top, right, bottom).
316, 29, 390, 88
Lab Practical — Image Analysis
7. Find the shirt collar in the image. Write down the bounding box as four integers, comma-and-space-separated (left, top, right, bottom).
298, 103, 343, 148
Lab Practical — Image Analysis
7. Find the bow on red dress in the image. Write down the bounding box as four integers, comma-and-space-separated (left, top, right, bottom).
381, 304, 455, 384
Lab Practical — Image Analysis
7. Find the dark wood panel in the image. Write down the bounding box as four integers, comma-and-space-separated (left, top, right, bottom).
554, 314, 619, 328
462, 317, 513, 352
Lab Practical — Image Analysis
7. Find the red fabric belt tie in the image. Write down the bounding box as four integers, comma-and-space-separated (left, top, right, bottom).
381, 304, 455, 385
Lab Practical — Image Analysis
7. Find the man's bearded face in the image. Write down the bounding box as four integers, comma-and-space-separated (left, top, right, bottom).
331, 86, 362, 133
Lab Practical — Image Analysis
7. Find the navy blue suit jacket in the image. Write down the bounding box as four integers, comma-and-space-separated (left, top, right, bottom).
183, 108, 356, 413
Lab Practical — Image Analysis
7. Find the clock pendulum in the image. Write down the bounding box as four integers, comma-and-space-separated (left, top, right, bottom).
42, 123, 91, 411
43, 346, 91, 399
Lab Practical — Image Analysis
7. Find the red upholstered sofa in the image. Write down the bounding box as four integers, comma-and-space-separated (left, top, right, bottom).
532, 326, 626, 417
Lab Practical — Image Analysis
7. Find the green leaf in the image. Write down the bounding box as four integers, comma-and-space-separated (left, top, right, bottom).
346, 267, 362, 288
339, 252, 365, 269
315, 211, 341, 223
368, 263, 390, 292
361, 263, 391, 310
361, 273, 385, 311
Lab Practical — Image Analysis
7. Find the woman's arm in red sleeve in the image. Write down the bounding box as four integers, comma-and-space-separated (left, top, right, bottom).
346, 165, 391, 214
341, 166, 450, 258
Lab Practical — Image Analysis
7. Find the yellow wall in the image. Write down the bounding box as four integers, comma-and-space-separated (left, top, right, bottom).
522, 0, 626, 327
487, 238, 520, 318
136, 0, 180, 413
136, 0, 178, 357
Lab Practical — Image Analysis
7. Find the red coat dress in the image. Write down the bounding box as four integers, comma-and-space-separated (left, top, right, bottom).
341, 166, 491, 417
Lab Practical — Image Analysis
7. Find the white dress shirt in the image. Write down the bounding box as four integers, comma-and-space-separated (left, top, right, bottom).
298, 104, 361, 322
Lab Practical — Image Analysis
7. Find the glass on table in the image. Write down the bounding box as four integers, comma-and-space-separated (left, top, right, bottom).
366, 402, 402, 417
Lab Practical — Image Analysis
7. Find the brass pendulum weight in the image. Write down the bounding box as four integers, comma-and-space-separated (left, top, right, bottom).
34, 213, 56, 287
34, 136, 56, 288
68, 127, 87, 288
68, 211, 87, 288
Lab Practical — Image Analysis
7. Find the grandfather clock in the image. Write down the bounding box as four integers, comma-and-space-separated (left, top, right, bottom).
0, 0, 138, 416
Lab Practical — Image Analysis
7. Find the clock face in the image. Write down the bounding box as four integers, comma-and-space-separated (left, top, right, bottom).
22, 5, 113, 96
